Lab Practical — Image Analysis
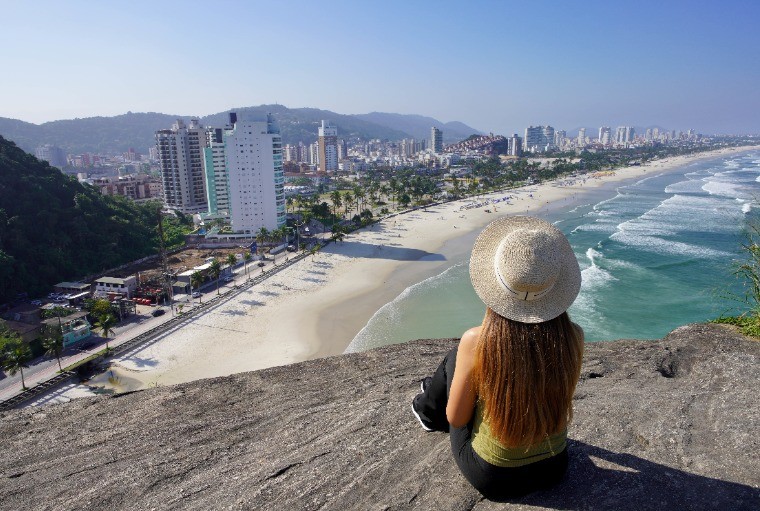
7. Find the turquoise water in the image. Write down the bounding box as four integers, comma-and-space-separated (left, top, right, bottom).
347, 150, 760, 349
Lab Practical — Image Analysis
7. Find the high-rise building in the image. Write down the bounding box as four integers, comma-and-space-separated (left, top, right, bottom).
523, 126, 554, 152
155, 119, 208, 214
615, 126, 635, 145
309, 142, 319, 166
338, 138, 348, 161
507, 134, 522, 156
224, 113, 285, 234
598, 126, 611, 145
431, 127, 443, 153
35, 144, 67, 169
318, 120, 338, 172
202, 127, 230, 217
555, 130, 567, 148
577, 128, 586, 146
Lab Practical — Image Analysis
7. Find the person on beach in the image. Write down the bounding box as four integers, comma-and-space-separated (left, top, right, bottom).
411, 216, 584, 500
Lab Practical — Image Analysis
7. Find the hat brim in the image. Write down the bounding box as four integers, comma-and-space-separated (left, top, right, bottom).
469, 216, 581, 323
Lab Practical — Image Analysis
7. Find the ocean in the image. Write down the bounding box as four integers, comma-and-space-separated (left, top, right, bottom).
347, 150, 760, 350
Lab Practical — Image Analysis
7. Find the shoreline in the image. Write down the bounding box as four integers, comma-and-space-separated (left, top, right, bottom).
77, 145, 758, 394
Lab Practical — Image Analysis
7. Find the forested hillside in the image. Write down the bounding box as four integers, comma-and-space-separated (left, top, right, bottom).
0, 105, 483, 155
0, 136, 160, 304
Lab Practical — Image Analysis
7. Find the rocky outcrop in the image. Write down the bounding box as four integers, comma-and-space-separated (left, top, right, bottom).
1, 323, 758, 510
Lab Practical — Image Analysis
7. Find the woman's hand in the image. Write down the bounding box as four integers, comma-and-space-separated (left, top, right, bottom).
446, 326, 480, 428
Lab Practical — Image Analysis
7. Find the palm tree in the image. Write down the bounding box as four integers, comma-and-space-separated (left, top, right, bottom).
42, 325, 64, 371
95, 313, 116, 350
243, 251, 252, 280
209, 259, 222, 295
191, 270, 204, 303
286, 196, 294, 214
2, 340, 32, 390
330, 190, 342, 221
343, 191, 354, 217
226, 253, 237, 281
256, 227, 270, 254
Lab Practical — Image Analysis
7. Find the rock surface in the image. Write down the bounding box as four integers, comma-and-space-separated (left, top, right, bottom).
1, 323, 758, 510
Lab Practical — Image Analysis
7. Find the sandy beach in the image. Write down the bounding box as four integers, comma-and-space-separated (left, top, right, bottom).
98, 146, 756, 391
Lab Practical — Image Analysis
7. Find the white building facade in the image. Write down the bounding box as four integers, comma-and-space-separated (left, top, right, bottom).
224, 114, 286, 234
318, 120, 338, 172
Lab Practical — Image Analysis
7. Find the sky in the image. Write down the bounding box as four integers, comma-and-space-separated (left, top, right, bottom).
1, 0, 759, 135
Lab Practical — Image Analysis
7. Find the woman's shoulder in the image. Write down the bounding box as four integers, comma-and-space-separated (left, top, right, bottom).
459, 326, 481, 352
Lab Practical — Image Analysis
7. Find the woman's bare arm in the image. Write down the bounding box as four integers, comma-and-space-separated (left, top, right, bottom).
446, 327, 480, 428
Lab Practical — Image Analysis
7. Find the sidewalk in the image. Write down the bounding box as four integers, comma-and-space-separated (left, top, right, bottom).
0, 248, 317, 409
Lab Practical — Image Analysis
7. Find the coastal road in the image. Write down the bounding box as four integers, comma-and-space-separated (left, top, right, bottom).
0, 263, 258, 404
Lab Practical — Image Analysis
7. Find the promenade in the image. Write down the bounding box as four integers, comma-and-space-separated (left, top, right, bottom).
0, 246, 318, 410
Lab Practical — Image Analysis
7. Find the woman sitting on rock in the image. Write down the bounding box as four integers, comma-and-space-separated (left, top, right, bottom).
412, 216, 584, 499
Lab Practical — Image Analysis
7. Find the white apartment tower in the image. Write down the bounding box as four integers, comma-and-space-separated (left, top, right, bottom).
156, 119, 209, 214
615, 126, 635, 145
318, 120, 338, 172
224, 113, 286, 234
598, 126, 611, 146
431, 127, 443, 153
523, 125, 554, 153
577, 128, 586, 146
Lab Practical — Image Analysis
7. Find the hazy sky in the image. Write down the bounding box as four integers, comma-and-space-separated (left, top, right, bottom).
2, 0, 759, 134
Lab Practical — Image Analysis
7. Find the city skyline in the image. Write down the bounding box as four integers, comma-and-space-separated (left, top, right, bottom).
2, 0, 759, 135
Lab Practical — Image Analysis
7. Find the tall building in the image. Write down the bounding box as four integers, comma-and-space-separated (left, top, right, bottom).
202, 127, 230, 216
35, 144, 67, 168
615, 126, 635, 145
318, 120, 338, 172
224, 113, 285, 234
554, 130, 567, 148
507, 134, 522, 156
155, 119, 208, 214
431, 127, 443, 153
523, 126, 554, 152
598, 126, 611, 145
577, 128, 586, 146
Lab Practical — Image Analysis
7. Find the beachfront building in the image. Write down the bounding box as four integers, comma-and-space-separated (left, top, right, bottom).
523, 125, 555, 153
202, 127, 231, 217
318, 120, 338, 172
599, 126, 611, 146
156, 119, 209, 214
431, 127, 443, 154
507, 134, 522, 156
224, 113, 286, 234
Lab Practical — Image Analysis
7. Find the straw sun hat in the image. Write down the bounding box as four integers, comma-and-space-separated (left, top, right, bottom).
469, 216, 581, 324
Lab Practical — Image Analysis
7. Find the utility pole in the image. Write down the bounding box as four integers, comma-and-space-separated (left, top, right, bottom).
156, 207, 174, 316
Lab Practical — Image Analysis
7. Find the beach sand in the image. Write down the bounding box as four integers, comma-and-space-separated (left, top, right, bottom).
99, 146, 756, 391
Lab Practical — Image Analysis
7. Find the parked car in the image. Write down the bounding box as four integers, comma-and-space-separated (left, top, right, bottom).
30, 299, 43, 306
257, 261, 266, 267
192, 291, 202, 298
286, 245, 296, 252
151, 309, 165, 317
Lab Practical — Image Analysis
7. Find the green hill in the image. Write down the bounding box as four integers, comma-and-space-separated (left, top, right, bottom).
0, 106, 484, 156
0, 136, 161, 304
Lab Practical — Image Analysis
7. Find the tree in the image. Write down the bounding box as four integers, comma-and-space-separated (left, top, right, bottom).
209, 259, 222, 295
95, 313, 116, 350
256, 227, 270, 253
330, 190, 342, 220
226, 253, 237, 278
190, 270, 204, 303
1, 339, 32, 390
89, 298, 113, 319
42, 325, 64, 371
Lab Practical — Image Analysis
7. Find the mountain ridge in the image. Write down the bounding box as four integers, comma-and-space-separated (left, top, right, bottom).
0, 106, 483, 156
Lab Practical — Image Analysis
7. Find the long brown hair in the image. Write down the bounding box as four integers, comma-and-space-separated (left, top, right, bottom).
472, 308, 584, 447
